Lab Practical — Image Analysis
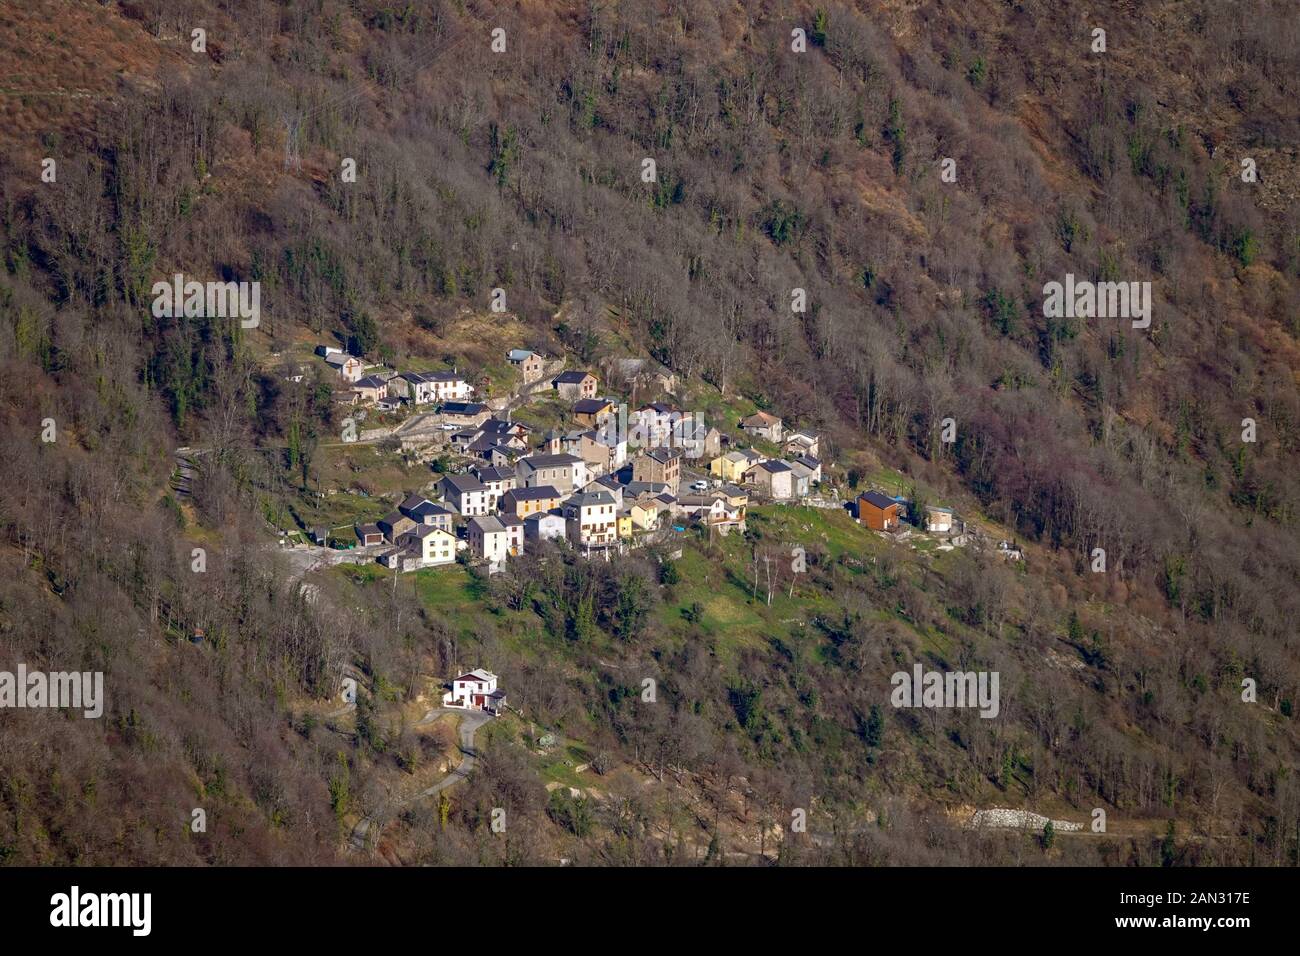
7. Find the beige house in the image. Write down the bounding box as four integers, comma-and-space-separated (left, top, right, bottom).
516, 453, 589, 494
784, 431, 820, 458
694, 424, 723, 459
378, 511, 417, 542
573, 398, 616, 428
632, 447, 683, 494
628, 500, 662, 531
926, 506, 955, 533
559, 429, 626, 477
719, 484, 749, 509
740, 410, 783, 443
745, 459, 795, 500
351, 374, 390, 404
564, 490, 619, 548
500, 485, 563, 518
507, 349, 545, 383
552, 370, 598, 400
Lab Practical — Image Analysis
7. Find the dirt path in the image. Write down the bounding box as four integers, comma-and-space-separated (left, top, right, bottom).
348, 708, 492, 852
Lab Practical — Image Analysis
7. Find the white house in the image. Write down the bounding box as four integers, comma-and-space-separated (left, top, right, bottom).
468, 515, 511, 565
442, 668, 507, 715
378, 546, 422, 572
325, 352, 365, 382
677, 494, 727, 524
499, 513, 525, 556
472, 465, 517, 509
791, 454, 822, 484
524, 511, 567, 544
629, 402, 679, 448
926, 506, 955, 533
441, 474, 492, 516
399, 370, 474, 404
787, 459, 817, 497
564, 490, 618, 548
401, 525, 457, 565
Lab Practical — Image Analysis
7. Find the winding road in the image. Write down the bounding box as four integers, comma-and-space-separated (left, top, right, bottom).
348, 707, 493, 851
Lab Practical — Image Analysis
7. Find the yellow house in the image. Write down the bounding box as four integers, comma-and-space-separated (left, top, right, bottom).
719, 484, 749, 511
617, 512, 634, 539
629, 501, 660, 531
710, 450, 761, 483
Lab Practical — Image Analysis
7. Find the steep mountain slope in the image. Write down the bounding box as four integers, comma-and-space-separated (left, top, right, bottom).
0, 0, 1296, 865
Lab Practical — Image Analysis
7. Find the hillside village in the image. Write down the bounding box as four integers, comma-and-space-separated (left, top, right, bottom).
279, 341, 1016, 583
0, 0, 1294, 881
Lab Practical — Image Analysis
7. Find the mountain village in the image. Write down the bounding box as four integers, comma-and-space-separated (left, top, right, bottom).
275, 342, 1023, 606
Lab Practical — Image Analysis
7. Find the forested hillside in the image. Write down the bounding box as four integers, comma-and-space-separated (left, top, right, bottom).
0, 0, 1297, 865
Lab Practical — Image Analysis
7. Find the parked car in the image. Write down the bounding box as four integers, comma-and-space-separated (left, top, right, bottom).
690, 480, 709, 492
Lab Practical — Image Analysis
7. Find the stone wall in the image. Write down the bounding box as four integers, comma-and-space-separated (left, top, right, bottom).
968, 808, 1083, 831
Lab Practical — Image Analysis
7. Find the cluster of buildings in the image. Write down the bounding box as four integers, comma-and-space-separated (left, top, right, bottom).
313, 340, 979, 571
339, 363, 760, 572
347, 448, 747, 573
707, 419, 823, 502
316, 344, 476, 411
